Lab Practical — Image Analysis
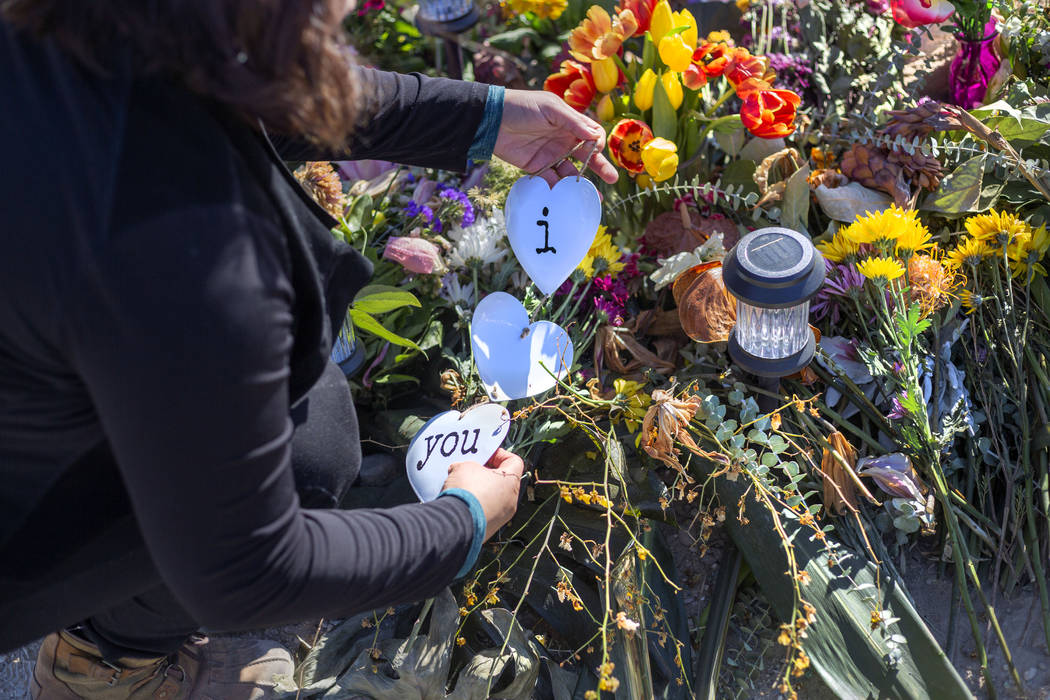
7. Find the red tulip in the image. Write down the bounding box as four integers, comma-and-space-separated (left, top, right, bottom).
724, 48, 773, 87
608, 119, 655, 174
544, 60, 597, 112
737, 78, 801, 139
615, 0, 658, 36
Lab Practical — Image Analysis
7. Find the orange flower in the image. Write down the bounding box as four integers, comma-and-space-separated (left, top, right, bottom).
568, 6, 638, 63
616, 0, 657, 36
692, 42, 732, 78
608, 118, 654, 174
738, 78, 800, 139
544, 60, 597, 111
724, 48, 774, 87
683, 62, 707, 90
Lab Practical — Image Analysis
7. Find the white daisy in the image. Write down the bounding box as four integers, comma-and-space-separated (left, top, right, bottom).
446, 210, 509, 269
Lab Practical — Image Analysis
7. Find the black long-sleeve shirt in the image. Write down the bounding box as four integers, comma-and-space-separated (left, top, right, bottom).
0, 20, 489, 634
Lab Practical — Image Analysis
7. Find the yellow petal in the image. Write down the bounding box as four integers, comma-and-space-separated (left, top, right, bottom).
649, 0, 674, 43
658, 34, 693, 73
634, 68, 657, 110
660, 70, 683, 109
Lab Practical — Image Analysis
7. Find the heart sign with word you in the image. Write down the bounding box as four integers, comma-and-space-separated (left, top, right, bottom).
470, 292, 574, 401
504, 175, 602, 295
407, 403, 512, 502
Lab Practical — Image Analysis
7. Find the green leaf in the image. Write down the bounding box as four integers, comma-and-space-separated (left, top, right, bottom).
371, 373, 420, 385
922, 155, 987, 215
715, 478, 972, 700
781, 164, 812, 232
352, 285, 421, 315
652, 77, 676, 141
349, 309, 422, 351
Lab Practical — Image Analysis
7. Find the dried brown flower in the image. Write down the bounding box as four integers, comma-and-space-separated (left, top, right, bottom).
293, 161, 346, 219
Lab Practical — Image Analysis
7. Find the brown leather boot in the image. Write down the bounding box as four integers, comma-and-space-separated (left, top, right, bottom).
31, 629, 295, 699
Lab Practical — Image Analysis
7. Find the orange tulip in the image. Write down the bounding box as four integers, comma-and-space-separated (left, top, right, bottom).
544, 60, 597, 112
723, 48, 775, 87
568, 5, 638, 63
608, 118, 655, 174
692, 42, 731, 78
737, 78, 801, 139
616, 0, 658, 36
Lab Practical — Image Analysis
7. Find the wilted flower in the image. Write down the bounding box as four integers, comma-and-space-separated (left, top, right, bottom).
615, 611, 640, 633
640, 390, 725, 476
821, 431, 862, 515
383, 236, 446, 275
293, 161, 346, 219
857, 453, 925, 501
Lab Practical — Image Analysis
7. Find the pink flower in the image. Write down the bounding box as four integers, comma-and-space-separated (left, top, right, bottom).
382, 237, 446, 275
889, 0, 954, 28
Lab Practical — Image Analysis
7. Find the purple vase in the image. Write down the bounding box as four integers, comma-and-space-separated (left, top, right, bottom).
948, 28, 1001, 110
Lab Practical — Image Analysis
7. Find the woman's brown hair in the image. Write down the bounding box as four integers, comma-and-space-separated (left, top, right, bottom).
0, 0, 361, 148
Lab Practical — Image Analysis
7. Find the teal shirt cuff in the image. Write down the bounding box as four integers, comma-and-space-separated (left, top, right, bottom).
438, 488, 487, 579
466, 85, 505, 163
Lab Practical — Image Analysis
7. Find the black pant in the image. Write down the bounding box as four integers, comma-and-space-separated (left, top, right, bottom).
0, 362, 359, 660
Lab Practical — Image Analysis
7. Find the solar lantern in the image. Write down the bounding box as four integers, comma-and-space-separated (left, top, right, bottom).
722, 227, 825, 378
414, 0, 479, 79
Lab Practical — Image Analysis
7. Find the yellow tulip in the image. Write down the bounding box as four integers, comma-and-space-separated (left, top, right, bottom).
660, 71, 683, 110
678, 8, 698, 49
649, 0, 673, 43
641, 137, 678, 182
658, 33, 693, 72
634, 68, 657, 111
592, 57, 618, 93
636, 172, 655, 189
596, 93, 615, 122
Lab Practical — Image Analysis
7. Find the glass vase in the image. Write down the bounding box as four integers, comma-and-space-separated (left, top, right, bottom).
948, 29, 1001, 110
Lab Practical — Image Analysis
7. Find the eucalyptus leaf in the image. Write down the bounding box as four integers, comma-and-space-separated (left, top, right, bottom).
780, 164, 812, 232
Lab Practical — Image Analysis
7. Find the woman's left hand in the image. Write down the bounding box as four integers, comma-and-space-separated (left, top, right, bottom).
494, 90, 619, 187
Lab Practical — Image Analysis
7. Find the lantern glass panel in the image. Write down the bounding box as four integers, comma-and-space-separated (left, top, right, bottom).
735, 301, 810, 359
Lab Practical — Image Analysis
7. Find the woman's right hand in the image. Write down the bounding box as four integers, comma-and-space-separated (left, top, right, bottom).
443, 448, 524, 541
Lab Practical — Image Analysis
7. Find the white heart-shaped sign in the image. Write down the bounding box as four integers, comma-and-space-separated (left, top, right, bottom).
470, 292, 574, 401
407, 403, 512, 502
504, 176, 602, 295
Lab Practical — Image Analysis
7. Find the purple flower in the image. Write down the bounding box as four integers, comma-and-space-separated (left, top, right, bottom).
812, 262, 864, 323
892, 361, 905, 374
403, 201, 434, 223
594, 296, 625, 326
857, 454, 924, 501
439, 186, 476, 228
886, 393, 908, 420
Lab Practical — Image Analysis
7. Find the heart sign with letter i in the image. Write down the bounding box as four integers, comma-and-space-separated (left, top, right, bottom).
407, 403, 512, 502
504, 175, 602, 295
470, 292, 574, 401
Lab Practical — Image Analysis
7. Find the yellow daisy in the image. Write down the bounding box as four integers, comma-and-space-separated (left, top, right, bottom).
844, 206, 924, 252
816, 232, 860, 263
894, 220, 933, 258
944, 237, 993, 269
612, 378, 652, 433
578, 226, 625, 279
857, 256, 906, 284
957, 288, 982, 315
964, 210, 1031, 248
1007, 224, 1049, 278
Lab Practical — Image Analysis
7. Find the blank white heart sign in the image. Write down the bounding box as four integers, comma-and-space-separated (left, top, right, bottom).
470, 292, 574, 401
504, 176, 602, 295
407, 403, 511, 502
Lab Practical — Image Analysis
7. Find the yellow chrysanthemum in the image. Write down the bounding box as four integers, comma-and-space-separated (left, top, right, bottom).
943, 237, 993, 269
843, 206, 925, 252
578, 226, 625, 279
964, 210, 1031, 248
706, 30, 733, 45
816, 232, 860, 263
857, 256, 906, 284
